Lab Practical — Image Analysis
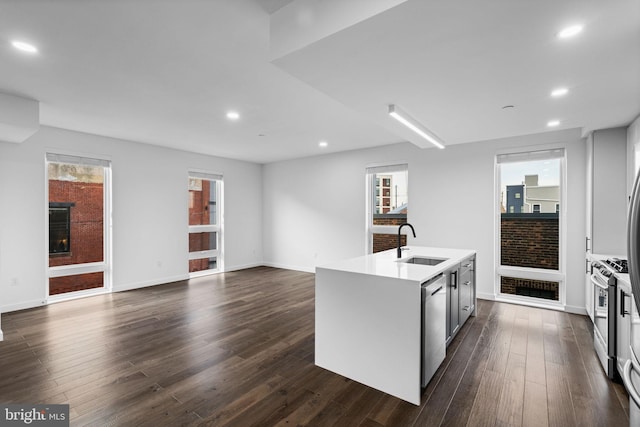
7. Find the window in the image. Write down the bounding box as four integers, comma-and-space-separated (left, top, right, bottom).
496, 148, 564, 305
47, 153, 111, 297
366, 164, 408, 253
188, 172, 223, 276
49, 203, 74, 254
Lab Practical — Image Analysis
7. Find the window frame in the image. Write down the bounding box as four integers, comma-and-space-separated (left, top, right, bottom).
494, 147, 566, 308
365, 163, 409, 254
188, 171, 223, 277
46, 152, 112, 300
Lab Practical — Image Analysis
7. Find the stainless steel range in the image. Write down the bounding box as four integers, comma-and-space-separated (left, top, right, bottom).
591, 259, 620, 379
604, 257, 628, 274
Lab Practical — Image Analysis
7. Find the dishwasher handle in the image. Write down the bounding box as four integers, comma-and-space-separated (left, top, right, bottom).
430, 286, 443, 296
422, 274, 445, 300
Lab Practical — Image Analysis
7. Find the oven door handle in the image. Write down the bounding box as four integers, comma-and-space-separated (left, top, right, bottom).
590, 273, 609, 290
623, 356, 640, 408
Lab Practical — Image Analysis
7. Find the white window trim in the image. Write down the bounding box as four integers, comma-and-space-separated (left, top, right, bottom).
188, 250, 218, 260
188, 224, 220, 233
494, 146, 567, 308
49, 262, 107, 278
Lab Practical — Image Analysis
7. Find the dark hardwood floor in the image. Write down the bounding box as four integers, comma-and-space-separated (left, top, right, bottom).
0, 267, 630, 426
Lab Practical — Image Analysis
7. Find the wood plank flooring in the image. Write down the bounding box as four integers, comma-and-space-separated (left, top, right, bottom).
0, 266, 630, 426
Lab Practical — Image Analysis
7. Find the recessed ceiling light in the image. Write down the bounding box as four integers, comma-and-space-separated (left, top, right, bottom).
318, 141, 328, 148
502, 105, 515, 110
547, 120, 561, 127
551, 87, 569, 97
11, 40, 38, 53
557, 25, 583, 39
226, 111, 240, 120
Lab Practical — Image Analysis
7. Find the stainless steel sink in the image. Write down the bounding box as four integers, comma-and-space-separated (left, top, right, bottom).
400, 257, 447, 266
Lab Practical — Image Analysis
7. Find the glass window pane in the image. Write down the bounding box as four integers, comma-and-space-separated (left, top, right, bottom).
49, 272, 104, 296
48, 162, 104, 267
500, 159, 560, 270
189, 178, 217, 226
189, 257, 217, 273
500, 276, 559, 301
189, 232, 217, 252
372, 170, 408, 225
373, 233, 405, 254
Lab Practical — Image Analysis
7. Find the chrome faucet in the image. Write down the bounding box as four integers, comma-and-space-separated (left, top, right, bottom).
397, 223, 416, 258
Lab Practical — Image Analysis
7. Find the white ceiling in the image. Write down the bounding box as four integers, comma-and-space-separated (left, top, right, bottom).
1, 0, 638, 164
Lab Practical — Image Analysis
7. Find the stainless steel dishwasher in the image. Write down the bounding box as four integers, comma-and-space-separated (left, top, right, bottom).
421, 273, 447, 387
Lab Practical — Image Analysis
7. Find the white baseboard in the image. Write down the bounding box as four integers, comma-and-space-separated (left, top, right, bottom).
262, 261, 315, 274
1, 298, 46, 314
113, 274, 189, 293
224, 262, 263, 272
564, 304, 588, 315
494, 294, 585, 314
476, 292, 496, 301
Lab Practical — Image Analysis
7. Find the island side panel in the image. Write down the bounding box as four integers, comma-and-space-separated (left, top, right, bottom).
315, 267, 422, 405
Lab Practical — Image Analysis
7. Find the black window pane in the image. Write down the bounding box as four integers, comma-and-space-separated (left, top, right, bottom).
49, 207, 70, 254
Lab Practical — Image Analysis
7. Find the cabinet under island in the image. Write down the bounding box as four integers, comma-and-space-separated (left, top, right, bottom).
315, 246, 476, 405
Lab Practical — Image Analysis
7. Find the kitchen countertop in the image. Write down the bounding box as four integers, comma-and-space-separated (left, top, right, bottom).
318, 245, 476, 283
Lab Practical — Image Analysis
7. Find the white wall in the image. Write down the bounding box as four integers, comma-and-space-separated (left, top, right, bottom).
263, 128, 587, 313
0, 126, 263, 313
0, 123, 592, 322
628, 114, 640, 197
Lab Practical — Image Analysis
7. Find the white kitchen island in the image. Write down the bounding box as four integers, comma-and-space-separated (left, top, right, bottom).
315, 246, 476, 405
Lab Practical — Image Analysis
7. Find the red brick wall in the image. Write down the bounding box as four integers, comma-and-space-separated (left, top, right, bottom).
189, 179, 210, 225
49, 180, 104, 267
372, 215, 409, 253
49, 273, 104, 296
501, 215, 558, 270
48, 180, 104, 294
373, 234, 406, 253
373, 217, 406, 226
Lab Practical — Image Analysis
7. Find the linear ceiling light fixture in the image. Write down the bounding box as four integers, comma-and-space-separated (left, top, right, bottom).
388, 104, 445, 149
